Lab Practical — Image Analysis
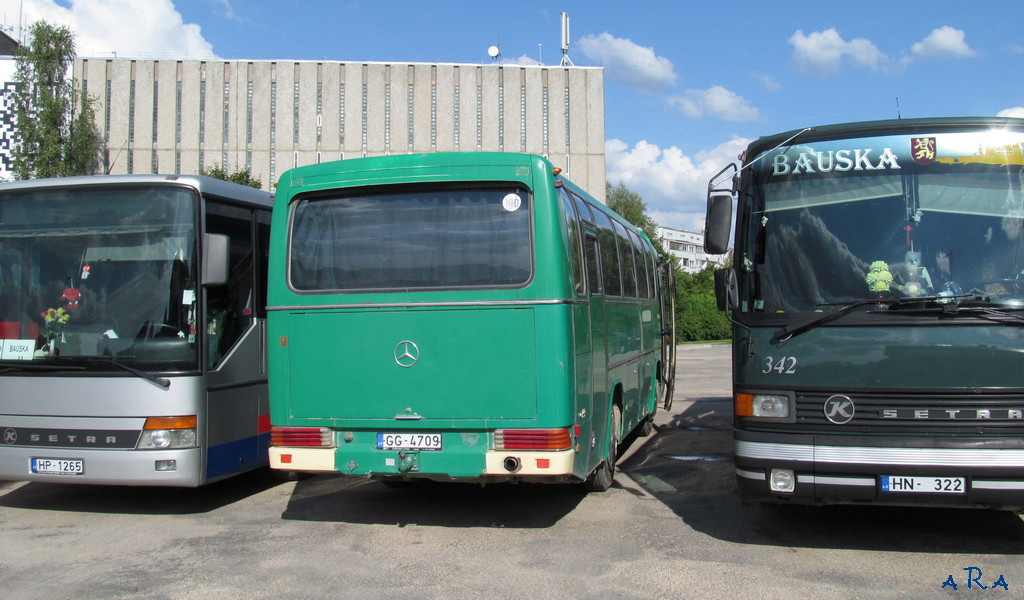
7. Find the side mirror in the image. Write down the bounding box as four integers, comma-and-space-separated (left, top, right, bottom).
704, 192, 734, 255
714, 268, 738, 312
202, 233, 230, 287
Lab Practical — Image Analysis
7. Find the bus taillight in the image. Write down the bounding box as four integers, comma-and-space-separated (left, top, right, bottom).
494, 428, 572, 451
270, 426, 334, 448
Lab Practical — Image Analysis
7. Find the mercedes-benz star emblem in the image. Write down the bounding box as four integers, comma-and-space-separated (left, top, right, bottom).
823, 395, 855, 425
394, 341, 420, 368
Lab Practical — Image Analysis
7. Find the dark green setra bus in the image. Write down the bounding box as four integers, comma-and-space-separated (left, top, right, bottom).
268, 152, 676, 491
706, 116, 1024, 509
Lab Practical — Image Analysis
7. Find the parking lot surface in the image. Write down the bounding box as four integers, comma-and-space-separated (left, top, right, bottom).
2, 343, 1023, 599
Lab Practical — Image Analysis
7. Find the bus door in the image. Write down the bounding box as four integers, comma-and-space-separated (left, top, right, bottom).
583, 233, 609, 466
658, 262, 677, 410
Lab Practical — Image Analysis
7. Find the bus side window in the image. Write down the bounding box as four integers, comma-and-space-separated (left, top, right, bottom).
592, 209, 622, 296
629, 230, 650, 299
584, 235, 602, 295
256, 209, 272, 319
204, 201, 255, 370
614, 220, 638, 298
560, 190, 585, 296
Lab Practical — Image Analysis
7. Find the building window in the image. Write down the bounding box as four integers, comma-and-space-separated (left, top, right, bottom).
292, 81, 299, 145
152, 81, 159, 143
222, 81, 230, 146
246, 81, 253, 145
453, 84, 460, 148
175, 80, 182, 145
498, 85, 504, 149
542, 86, 548, 150
270, 81, 276, 146
339, 83, 345, 146
198, 80, 205, 144
361, 83, 367, 149
129, 79, 136, 143
407, 83, 414, 148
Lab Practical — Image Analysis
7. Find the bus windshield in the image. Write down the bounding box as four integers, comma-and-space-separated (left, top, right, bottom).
742, 130, 1024, 314
0, 185, 198, 370
288, 185, 533, 292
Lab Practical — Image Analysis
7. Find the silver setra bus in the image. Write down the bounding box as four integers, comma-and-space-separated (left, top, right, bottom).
0, 175, 272, 486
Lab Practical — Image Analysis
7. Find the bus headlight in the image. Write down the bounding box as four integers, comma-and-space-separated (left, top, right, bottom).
137, 416, 198, 449
736, 393, 791, 418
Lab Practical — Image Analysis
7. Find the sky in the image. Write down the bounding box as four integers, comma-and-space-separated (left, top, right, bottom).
2, 0, 1023, 232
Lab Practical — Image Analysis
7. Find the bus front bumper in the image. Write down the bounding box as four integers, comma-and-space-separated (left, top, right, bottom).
0, 446, 204, 487
734, 430, 1024, 509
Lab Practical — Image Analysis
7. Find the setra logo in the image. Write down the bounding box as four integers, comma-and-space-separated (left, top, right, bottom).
823, 395, 855, 424
3, 428, 16, 444
393, 340, 420, 368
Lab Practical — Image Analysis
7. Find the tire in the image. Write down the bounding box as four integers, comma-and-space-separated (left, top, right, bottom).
638, 414, 654, 437
584, 405, 621, 492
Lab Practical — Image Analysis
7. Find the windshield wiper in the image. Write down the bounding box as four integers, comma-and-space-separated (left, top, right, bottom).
771, 294, 976, 343
0, 362, 86, 375
46, 356, 171, 388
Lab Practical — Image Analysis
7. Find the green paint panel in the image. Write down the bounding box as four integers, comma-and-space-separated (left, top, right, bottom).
285, 308, 537, 420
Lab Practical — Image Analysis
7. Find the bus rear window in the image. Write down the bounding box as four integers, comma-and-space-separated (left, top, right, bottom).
289, 186, 533, 291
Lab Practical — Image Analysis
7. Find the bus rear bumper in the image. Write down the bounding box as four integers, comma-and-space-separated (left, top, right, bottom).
733, 431, 1024, 509
269, 446, 578, 481
270, 447, 336, 471
0, 446, 204, 487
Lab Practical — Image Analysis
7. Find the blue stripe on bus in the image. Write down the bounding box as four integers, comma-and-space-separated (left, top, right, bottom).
206, 432, 271, 479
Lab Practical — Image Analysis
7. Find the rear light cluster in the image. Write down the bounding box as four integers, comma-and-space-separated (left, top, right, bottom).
270, 426, 334, 448
494, 428, 572, 450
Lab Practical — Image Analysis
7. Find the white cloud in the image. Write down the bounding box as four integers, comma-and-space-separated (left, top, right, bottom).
752, 72, 781, 92
605, 136, 749, 231
789, 28, 887, 77
997, 107, 1024, 118
577, 32, 676, 92
911, 26, 976, 59
8, 0, 217, 59
668, 86, 759, 122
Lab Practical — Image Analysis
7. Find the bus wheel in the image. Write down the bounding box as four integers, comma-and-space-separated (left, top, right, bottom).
584, 405, 621, 492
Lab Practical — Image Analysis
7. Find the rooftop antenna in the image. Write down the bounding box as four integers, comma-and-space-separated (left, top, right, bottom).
560, 11, 574, 66
896, 96, 901, 119
487, 45, 501, 61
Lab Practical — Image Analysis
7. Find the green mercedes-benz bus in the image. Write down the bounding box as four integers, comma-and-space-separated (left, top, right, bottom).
706, 117, 1024, 509
267, 152, 676, 491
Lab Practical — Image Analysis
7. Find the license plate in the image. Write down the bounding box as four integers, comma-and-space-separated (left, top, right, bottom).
881, 475, 965, 494
377, 433, 442, 451
31, 458, 85, 476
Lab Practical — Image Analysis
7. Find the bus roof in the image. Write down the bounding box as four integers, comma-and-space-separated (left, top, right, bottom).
748, 116, 1024, 157
276, 152, 557, 198
0, 174, 273, 209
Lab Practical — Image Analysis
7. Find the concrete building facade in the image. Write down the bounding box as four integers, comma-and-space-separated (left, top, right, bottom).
72, 58, 607, 201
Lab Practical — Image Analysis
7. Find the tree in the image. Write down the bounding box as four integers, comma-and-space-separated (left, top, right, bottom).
606, 181, 666, 258
202, 164, 264, 190
11, 21, 102, 179
675, 265, 731, 342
